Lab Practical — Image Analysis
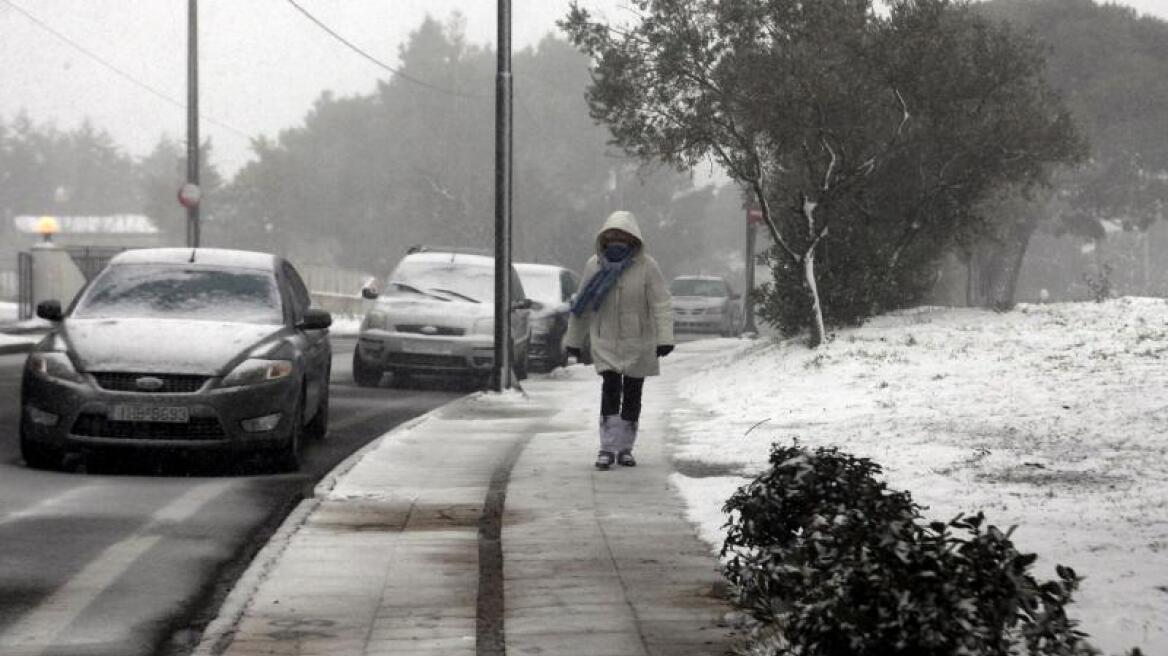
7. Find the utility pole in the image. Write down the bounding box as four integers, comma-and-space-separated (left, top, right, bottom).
491, 0, 514, 391
185, 0, 201, 248
743, 208, 760, 334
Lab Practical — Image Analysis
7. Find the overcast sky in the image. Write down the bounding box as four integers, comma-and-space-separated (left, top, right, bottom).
1, 0, 1165, 176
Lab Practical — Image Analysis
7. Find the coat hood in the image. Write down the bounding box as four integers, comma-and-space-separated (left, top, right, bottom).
594, 211, 646, 255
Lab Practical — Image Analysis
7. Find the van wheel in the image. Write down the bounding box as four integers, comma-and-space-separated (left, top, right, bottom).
514, 345, 529, 380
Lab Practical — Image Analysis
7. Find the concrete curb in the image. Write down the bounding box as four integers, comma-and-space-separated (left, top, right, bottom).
190, 496, 321, 656
191, 390, 482, 656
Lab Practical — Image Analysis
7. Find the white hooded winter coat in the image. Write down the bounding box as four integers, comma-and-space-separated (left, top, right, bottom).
565, 211, 674, 378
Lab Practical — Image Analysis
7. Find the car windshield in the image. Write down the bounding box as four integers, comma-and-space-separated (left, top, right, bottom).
389, 259, 495, 303
517, 270, 561, 305
670, 279, 727, 297
73, 264, 283, 324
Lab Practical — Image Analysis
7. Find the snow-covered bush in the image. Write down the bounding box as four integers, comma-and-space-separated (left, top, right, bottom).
720, 442, 1129, 656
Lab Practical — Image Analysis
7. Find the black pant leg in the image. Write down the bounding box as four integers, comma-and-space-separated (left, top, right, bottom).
620, 375, 645, 422
600, 371, 622, 417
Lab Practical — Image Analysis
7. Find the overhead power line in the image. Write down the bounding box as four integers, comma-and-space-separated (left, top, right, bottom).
285, 0, 484, 99
0, 0, 252, 141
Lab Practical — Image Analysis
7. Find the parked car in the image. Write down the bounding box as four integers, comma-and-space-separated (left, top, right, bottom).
19, 248, 332, 472
353, 247, 533, 387
670, 274, 742, 336
514, 262, 581, 372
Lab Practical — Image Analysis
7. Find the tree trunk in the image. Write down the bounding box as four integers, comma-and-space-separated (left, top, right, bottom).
1001, 226, 1035, 308
803, 248, 826, 348
964, 250, 985, 308
980, 219, 1037, 311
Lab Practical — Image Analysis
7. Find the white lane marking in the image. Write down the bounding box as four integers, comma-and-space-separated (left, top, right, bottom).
0, 481, 231, 653
0, 485, 108, 528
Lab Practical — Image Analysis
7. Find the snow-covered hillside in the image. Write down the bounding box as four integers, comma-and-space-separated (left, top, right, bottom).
670, 298, 1168, 655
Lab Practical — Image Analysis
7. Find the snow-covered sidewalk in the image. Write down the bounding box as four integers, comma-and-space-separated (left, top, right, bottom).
668, 298, 1168, 656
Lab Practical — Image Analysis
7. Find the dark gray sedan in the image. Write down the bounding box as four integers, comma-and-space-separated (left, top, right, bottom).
19, 248, 332, 471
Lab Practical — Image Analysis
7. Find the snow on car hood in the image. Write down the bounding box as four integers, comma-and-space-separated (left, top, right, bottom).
65, 317, 284, 375
376, 295, 490, 330
672, 296, 727, 309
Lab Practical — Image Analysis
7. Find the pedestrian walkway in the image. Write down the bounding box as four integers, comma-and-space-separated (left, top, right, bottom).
194, 351, 736, 656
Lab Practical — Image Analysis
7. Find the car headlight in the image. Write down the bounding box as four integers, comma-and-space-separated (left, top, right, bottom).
27, 352, 85, 384
473, 317, 494, 335
223, 359, 294, 387
362, 310, 388, 331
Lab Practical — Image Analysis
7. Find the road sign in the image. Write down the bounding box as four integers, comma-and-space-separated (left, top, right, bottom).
178, 183, 202, 209
747, 208, 764, 224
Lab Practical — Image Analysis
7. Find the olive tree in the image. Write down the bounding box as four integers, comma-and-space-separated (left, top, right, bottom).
562, 0, 1083, 344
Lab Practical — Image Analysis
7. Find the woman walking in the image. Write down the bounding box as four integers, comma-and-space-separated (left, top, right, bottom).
565, 210, 674, 469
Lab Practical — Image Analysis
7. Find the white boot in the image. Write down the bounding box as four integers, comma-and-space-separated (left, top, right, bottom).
596, 416, 619, 469
614, 419, 638, 466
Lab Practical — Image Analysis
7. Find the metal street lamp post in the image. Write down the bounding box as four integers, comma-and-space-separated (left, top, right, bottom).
185, 0, 201, 248
492, 0, 514, 391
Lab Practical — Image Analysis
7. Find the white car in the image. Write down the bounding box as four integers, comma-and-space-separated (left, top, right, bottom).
352, 248, 533, 388
514, 262, 582, 372
670, 275, 742, 336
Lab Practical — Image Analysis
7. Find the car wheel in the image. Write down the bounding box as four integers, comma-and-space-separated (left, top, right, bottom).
273, 396, 303, 472
20, 423, 64, 471
514, 344, 529, 380
304, 378, 329, 441
352, 350, 383, 387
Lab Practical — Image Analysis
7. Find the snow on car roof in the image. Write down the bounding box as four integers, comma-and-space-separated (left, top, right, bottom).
403, 251, 496, 267
109, 248, 277, 270
514, 262, 567, 274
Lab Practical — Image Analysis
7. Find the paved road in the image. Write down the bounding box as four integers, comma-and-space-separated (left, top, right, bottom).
0, 336, 464, 656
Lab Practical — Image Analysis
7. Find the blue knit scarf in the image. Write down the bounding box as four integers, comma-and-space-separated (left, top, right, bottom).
571, 244, 635, 316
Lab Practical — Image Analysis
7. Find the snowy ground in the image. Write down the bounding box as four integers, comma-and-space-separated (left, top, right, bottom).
328, 313, 362, 337
668, 298, 1168, 656
0, 332, 36, 351
0, 302, 39, 352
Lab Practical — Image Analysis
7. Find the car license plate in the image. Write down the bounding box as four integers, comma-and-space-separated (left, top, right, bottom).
403, 340, 454, 355
111, 405, 190, 423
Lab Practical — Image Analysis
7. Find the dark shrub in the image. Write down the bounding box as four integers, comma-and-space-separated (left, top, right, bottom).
721, 442, 1113, 656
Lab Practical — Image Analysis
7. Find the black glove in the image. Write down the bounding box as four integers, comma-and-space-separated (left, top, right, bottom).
656, 344, 674, 357
566, 346, 582, 360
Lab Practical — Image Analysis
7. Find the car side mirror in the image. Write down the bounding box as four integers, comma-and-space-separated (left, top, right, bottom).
360, 277, 380, 300
36, 300, 64, 322
298, 308, 332, 331
512, 298, 534, 311
527, 299, 546, 311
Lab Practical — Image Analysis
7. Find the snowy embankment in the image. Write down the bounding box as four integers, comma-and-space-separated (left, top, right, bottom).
669, 298, 1168, 655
